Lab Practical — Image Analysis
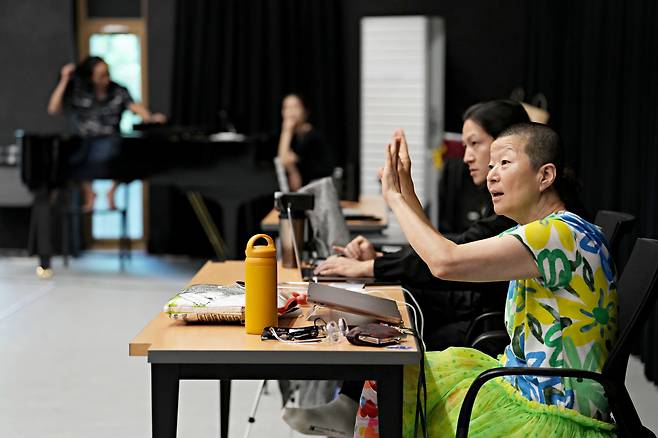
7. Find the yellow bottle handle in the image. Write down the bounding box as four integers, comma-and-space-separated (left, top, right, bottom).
245, 233, 275, 251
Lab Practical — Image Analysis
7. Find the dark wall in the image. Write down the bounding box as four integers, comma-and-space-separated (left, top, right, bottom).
155, 0, 528, 199
0, 1, 74, 146
0, 0, 174, 146
341, 0, 528, 197
0, 1, 75, 249
148, 0, 176, 116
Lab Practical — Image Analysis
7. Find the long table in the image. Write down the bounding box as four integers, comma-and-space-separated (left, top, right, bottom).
129, 261, 419, 437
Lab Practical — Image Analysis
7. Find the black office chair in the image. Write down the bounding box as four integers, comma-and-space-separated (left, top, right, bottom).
465, 210, 637, 355
594, 210, 636, 273
456, 238, 658, 438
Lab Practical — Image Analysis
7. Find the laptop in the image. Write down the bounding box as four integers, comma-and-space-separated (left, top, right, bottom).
288, 211, 398, 285
273, 157, 290, 192
307, 282, 402, 325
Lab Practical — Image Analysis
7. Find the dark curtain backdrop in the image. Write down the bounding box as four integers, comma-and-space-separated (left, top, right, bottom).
171, 0, 344, 160
169, 0, 658, 383
523, 0, 658, 383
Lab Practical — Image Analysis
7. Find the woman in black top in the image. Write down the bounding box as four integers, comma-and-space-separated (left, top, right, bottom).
277, 93, 335, 190
48, 56, 165, 210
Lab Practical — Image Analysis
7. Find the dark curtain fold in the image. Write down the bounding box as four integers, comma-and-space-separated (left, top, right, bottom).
523, 0, 658, 383
171, 0, 345, 162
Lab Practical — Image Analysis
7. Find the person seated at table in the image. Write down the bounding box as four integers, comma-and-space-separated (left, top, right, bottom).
277, 93, 335, 191
282, 100, 529, 437
355, 122, 617, 437
47, 56, 166, 211
315, 100, 534, 350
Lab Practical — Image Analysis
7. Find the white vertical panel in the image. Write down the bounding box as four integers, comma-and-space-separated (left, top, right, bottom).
361, 16, 428, 203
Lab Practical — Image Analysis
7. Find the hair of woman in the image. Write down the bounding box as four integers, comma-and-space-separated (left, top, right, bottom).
73, 56, 107, 90
462, 99, 530, 138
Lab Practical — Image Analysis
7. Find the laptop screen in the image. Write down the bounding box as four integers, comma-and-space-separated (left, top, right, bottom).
298, 177, 350, 258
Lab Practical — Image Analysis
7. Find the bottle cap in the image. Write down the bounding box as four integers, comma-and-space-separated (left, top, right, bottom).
245, 234, 276, 258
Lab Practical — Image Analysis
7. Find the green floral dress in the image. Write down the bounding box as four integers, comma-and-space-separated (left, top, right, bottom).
500, 211, 618, 419
354, 212, 619, 437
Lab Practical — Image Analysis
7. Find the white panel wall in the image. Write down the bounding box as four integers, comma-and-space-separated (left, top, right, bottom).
361, 16, 428, 202
360, 16, 445, 228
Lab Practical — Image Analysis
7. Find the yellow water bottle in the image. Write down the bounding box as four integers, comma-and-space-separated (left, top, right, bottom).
244, 234, 278, 335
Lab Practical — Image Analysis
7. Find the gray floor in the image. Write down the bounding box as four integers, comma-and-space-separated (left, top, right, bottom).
0, 252, 657, 437
0, 252, 307, 438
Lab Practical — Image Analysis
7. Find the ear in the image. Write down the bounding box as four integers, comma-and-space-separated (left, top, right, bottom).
538, 163, 557, 192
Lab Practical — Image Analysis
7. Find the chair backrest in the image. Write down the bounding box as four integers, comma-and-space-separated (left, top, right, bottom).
594, 210, 636, 263
603, 238, 658, 382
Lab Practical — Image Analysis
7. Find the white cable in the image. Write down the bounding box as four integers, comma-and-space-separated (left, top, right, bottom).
363, 288, 426, 352
402, 287, 424, 342
400, 300, 426, 353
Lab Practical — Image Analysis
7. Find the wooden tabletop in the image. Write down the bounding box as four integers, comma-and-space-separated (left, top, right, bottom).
129, 261, 418, 365
260, 195, 388, 232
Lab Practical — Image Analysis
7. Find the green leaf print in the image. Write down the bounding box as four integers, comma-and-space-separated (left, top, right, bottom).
559, 317, 573, 329
582, 342, 603, 372
511, 324, 525, 358
544, 323, 564, 367
527, 313, 544, 343
563, 338, 609, 418
570, 250, 583, 271
582, 257, 595, 291
538, 302, 561, 324
563, 336, 582, 368
563, 284, 581, 299
537, 249, 573, 289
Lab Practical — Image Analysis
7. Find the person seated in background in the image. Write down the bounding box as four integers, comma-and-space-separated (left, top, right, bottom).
47, 56, 166, 211
355, 122, 617, 437
277, 93, 335, 191
282, 100, 529, 437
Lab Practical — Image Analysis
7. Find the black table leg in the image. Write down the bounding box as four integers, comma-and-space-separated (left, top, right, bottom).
220, 379, 231, 438
152, 364, 180, 438
377, 366, 404, 438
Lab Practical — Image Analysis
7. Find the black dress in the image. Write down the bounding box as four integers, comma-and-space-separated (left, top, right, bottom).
290, 128, 335, 185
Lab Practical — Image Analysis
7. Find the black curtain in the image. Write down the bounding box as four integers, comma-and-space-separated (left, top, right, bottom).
523, 0, 658, 383
171, 0, 345, 160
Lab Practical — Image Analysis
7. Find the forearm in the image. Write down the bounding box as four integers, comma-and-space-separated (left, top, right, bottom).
47, 79, 69, 115
129, 102, 152, 121
403, 191, 433, 228
387, 193, 457, 279
277, 130, 294, 162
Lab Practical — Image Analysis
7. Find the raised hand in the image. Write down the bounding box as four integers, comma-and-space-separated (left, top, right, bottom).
382, 128, 433, 226
381, 140, 403, 205
394, 129, 416, 199
60, 63, 75, 81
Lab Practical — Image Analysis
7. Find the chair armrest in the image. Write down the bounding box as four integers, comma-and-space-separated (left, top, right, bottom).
470, 330, 508, 352
455, 367, 607, 438
464, 311, 504, 344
